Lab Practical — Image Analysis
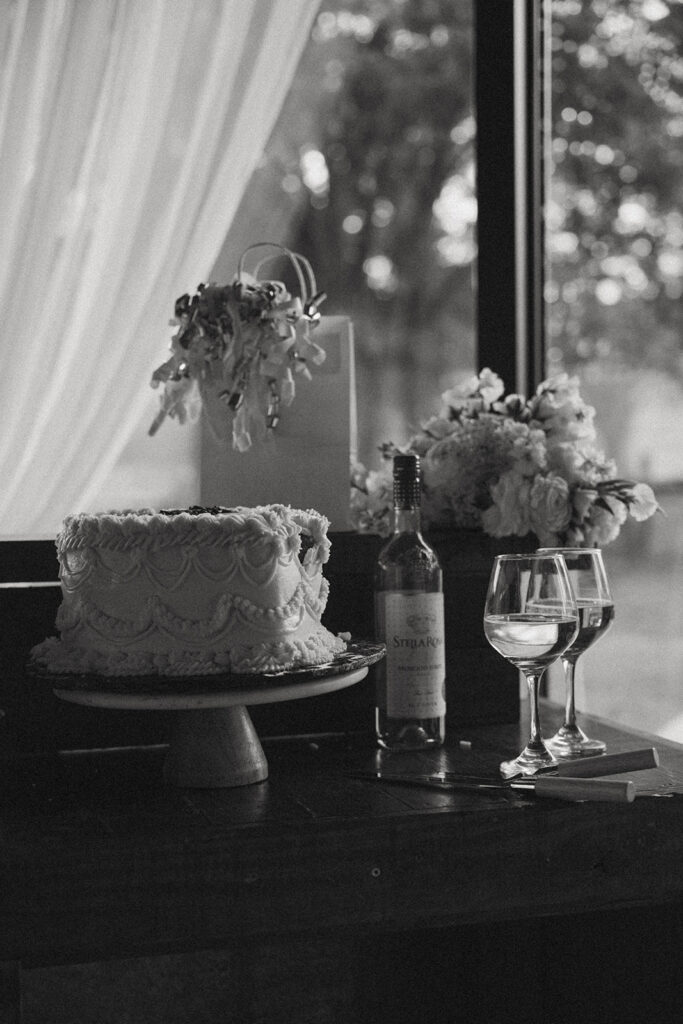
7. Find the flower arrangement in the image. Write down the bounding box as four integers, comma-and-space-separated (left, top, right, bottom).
350, 368, 660, 547
148, 243, 326, 451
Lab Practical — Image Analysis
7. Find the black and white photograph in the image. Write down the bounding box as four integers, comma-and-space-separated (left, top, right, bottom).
1, 1, 682, 1021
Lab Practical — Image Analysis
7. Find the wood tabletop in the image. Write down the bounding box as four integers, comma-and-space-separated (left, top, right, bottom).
2, 702, 681, 970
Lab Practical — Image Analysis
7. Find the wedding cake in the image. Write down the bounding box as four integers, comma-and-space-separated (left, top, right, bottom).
31, 505, 347, 677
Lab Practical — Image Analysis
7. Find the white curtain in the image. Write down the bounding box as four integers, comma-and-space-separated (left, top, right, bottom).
0, 0, 319, 537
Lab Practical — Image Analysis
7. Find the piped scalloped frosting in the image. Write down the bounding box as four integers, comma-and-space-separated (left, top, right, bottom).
57, 505, 331, 561
32, 504, 346, 677
31, 628, 346, 678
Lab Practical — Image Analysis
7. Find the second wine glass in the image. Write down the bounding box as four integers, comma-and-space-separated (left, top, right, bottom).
538, 547, 615, 758
484, 553, 578, 779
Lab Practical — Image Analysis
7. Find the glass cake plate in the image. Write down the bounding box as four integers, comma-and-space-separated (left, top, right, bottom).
33, 640, 385, 789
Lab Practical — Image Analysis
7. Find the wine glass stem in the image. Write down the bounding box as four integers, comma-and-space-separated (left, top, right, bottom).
525, 670, 546, 752
562, 657, 579, 732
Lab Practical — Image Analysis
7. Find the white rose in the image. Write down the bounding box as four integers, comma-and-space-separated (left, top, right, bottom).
583, 498, 628, 547
546, 442, 586, 484
482, 470, 531, 537
529, 474, 571, 544
504, 421, 547, 475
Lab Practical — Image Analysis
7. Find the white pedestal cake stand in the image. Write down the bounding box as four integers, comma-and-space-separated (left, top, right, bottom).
50, 641, 384, 789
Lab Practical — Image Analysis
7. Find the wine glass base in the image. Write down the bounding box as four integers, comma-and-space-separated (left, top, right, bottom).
500, 747, 558, 780
546, 730, 606, 760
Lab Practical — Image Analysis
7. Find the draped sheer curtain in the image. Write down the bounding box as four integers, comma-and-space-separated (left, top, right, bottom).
0, 0, 319, 537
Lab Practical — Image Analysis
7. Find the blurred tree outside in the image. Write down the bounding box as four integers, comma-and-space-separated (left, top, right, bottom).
548, 0, 683, 490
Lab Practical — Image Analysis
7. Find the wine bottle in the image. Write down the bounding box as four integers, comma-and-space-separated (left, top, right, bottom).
374, 453, 446, 750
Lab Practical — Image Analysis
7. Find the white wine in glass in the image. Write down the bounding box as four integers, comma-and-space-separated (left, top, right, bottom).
484, 553, 578, 779
538, 547, 614, 758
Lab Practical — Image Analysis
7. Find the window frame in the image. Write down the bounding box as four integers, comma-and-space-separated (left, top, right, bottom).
474, 0, 548, 396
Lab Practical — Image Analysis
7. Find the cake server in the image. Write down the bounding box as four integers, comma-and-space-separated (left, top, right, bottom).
345, 771, 635, 803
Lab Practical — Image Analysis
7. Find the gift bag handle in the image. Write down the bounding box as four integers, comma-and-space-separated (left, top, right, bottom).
237, 242, 318, 308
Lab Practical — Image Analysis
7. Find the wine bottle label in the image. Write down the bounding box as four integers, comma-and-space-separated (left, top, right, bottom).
383, 592, 446, 718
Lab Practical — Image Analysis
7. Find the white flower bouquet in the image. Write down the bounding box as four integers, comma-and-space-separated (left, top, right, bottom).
148, 244, 326, 452
350, 369, 660, 547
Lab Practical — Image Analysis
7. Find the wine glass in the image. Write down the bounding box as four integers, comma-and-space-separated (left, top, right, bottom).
484, 553, 578, 779
537, 547, 615, 758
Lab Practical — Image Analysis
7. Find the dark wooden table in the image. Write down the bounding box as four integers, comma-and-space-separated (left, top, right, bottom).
1, 703, 682, 1024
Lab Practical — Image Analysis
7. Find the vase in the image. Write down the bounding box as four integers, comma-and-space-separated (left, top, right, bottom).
248, 528, 536, 739
425, 528, 537, 727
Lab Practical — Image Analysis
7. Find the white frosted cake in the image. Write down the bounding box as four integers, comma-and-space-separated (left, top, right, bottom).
31, 505, 347, 677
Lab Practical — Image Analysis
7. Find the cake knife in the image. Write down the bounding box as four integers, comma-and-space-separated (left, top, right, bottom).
345, 771, 635, 802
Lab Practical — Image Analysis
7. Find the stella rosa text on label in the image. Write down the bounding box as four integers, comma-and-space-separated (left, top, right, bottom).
384, 592, 446, 718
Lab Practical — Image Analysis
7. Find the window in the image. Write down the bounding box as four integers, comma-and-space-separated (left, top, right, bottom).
545, 0, 683, 740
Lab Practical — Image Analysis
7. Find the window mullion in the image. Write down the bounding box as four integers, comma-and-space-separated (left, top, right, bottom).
474, 0, 547, 396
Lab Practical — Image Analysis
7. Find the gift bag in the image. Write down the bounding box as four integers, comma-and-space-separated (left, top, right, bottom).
200, 316, 357, 531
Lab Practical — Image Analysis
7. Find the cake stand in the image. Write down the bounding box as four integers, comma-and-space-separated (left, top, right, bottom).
47, 641, 384, 789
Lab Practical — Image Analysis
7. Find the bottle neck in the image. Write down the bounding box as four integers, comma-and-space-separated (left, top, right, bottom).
393, 506, 422, 534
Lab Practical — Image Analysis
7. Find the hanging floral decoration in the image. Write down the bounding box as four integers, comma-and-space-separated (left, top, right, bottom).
148, 243, 327, 451
350, 369, 661, 548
